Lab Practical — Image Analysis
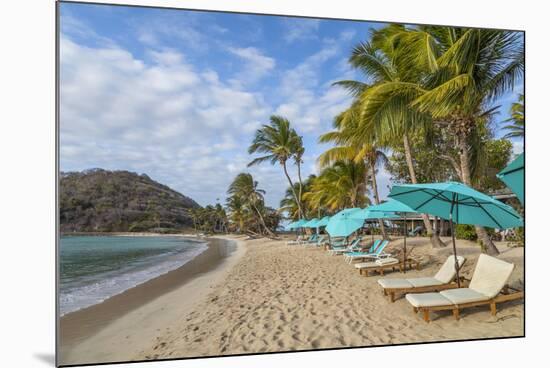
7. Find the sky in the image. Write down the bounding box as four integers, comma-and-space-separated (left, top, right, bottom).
59, 2, 524, 208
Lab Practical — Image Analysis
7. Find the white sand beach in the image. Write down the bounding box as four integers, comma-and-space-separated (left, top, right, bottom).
59, 235, 524, 365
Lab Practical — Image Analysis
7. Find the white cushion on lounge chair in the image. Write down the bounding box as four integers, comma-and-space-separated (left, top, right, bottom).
377, 278, 413, 289
354, 261, 377, 269
405, 292, 452, 307
376, 257, 399, 265
439, 288, 488, 304
468, 254, 515, 298
408, 277, 444, 288
434, 256, 466, 283
355, 257, 398, 269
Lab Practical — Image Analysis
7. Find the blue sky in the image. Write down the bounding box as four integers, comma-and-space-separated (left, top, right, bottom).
59, 2, 524, 208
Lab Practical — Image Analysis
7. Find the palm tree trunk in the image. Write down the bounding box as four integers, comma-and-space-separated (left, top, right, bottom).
297, 159, 304, 217
369, 159, 387, 239
457, 136, 500, 255
282, 161, 303, 219
439, 218, 446, 236
252, 202, 273, 236
403, 134, 445, 248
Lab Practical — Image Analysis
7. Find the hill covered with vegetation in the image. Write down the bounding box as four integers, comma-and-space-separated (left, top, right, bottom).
60, 169, 200, 233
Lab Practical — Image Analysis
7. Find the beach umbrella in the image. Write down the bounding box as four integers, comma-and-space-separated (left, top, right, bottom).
316, 216, 331, 228
303, 218, 320, 228
349, 208, 400, 244
287, 219, 307, 230
325, 208, 364, 238
497, 153, 524, 205
389, 181, 524, 286
366, 199, 419, 273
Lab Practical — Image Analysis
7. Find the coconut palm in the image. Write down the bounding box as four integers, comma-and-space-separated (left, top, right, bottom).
304, 160, 369, 212
333, 35, 445, 247
280, 175, 317, 221
318, 105, 388, 237
226, 195, 246, 233
395, 26, 524, 255
502, 94, 524, 139
248, 115, 305, 219
227, 173, 272, 236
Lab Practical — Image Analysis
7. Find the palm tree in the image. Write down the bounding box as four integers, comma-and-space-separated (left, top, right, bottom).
502, 94, 524, 139
304, 160, 369, 212
227, 173, 272, 236
396, 26, 524, 255
279, 182, 303, 221
318, 105, 388, 238
333, 34, 445, 247
248, 115, 305, 219
225, 195, 246, 233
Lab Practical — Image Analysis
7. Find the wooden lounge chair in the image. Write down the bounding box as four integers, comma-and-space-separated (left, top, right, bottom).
286, 235, 305, 245
377, 256, 466, 302
406, 254, 524, 322
353, 257, 421, 276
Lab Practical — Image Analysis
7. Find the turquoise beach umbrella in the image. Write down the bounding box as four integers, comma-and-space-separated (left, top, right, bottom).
303, 218, 320, 228
287, 219, 307, 230
497, 153, 524, 205
389, 182, 523, 229
325, 208, 364, 238
316, 216, 331, 227
368, 199, 417, 214
389, 181, 524, 285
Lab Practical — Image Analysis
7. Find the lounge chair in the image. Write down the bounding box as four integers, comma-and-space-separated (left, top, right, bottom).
329, 237, 362, 256
299, 234, 318, 245
344, 240, 390, 264
377, 256, 466, 302
326, 237, 347, 250
405, 254, 524, 322
286, 235, 305, 245
354, 257, 421, 276
312, 235, 326, 247
342, 239, 381, 262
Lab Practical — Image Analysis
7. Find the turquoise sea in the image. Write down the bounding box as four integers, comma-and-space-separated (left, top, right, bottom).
59, 236, 207, 315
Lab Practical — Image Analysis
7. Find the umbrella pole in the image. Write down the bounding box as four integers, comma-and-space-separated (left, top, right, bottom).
449, 194, 460, 287
403, 214, 407, 274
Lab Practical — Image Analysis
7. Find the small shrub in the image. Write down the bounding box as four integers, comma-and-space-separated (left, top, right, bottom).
454, 224, 477, 241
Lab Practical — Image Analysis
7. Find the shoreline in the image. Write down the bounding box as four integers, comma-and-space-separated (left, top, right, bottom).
60, 231, 199, 237
59, 235, 247, 366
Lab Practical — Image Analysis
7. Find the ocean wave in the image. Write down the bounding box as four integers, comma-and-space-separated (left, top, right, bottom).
59, 241, 208, 316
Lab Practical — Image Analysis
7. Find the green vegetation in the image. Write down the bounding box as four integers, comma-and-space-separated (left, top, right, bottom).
454, 224, 478, 241
59, 169, 199, 233
248, 116, 305, 219
225, 173, 281, 236
502, 94, 524, 139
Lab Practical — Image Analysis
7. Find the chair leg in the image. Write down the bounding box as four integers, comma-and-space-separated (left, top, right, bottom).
453, 308, 460, 320
390, 292, 395, 303
413, 307, 418, 314
490, 302, 497, 316
423, 309, 430, 322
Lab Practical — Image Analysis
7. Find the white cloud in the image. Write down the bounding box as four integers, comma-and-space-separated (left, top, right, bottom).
512, 140, 524, 155
283, 18, 321, 43
274, 35, 354, 133
60, 35, 278, 206
227, 47, 276, 85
